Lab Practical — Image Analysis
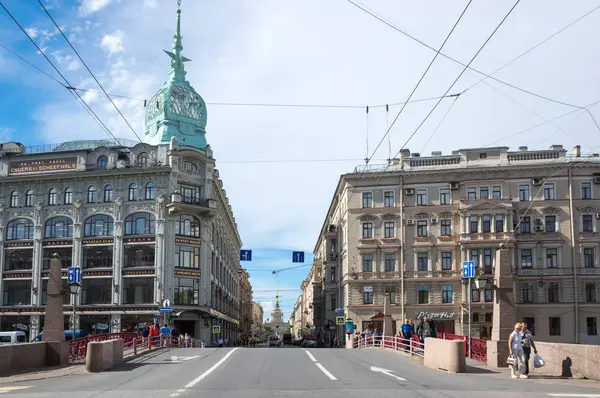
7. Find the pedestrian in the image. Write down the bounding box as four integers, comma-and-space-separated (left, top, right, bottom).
160, 324, 170, 347
508, 323, 527, 379
520, 320, 537, 377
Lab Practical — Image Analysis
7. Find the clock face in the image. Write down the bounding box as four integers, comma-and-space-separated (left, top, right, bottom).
170, 85, 203, 120
146, 93, 164, 123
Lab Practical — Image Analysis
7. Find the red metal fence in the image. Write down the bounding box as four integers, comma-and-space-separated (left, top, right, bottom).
439, 333, 487, 363
68, 332, 141, 362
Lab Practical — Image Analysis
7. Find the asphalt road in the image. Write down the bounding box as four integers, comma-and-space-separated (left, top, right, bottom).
2, 346, 600, 397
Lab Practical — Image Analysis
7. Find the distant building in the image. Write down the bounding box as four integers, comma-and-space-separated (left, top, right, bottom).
263, 293, 290, 335
251, 301, 263, 336
239, 269, 253, 339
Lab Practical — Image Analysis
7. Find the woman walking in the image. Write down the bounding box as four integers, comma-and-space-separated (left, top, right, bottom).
508, 323, 527, 379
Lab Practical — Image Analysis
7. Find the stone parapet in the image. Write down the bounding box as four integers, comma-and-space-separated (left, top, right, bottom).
85, 339, 124, 373
423, 337, 465, 373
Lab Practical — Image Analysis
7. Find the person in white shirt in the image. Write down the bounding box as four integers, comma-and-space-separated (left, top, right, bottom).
508, 323, 527, 379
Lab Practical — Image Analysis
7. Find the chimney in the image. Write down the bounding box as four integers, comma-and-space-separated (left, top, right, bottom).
411, 153, 421, 158
518, 146, 528, 152
399, 149, 410, 159
550, 145, 563, 150
392, 158, 400, 165
573, 145, 581, 158
431, 151, 442, 156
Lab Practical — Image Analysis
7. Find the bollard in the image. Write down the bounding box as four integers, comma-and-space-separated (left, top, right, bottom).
148, 336, 152, 350
133, 338, 137, 355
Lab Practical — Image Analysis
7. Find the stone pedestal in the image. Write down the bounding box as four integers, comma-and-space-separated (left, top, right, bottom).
486, 340, 510, 368
43, 254, 66, 342
382, 294, 394, 336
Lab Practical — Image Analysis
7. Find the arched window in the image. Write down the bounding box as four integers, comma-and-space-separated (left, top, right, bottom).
124, 212, 156, 235
84, 215, 114, 237
97, 155, 108, 170
48, 188, 57, 205
25, 190, 34, 207
144, 182, 156, 200
64, 187, 73, 204
6, 218, 34, 240
176, 215, 200, 237
44, 216, 73, 239
137, 152, 148, 167
87, 185, 97, 203
104, 184, 113, 202
10, 191, 18, 208
182, 161, 198, 172
128, 183, 137, 201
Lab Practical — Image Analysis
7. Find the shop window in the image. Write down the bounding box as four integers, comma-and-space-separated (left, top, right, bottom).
84, 215, 114, 237
174, 278, 199, 305
6, 218, 34, 240
81, 278, 112, 305
4, 249, 33, 271
124, 212, 156, 235
123, 277, 154, 304
176, 215, 200, 237
83, 246, 113, 269
42, 247, 72, 270
2, 280, 31, 305
44, 216, 73, 239
124, 244, 155, 267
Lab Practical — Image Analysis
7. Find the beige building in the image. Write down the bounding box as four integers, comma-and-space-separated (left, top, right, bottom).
251, 301, 263, 336
263, 294, 291, 335
239, 269, 253, 338
311, 145, 600, 344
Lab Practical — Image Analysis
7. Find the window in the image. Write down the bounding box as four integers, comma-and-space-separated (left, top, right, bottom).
546, 248, 558, 268
418, 285, 429, 304
470, 249, 479, 268
543, 183, 556, 200
523, 317, 535, 335
518, 184, 530, 201
361, 222, 373, 239
440, 219, 452, 236
330, 266, 336, 282
583, 215, 594, 232
469, 216, 478, 233
182, 161, 198, 172
384, 254, 395, 272
362, 254, 373, 272
144, 182, 156, 200
417, 253, 428, 271
584, 248, 595, 268
87, 185, 97, 203
520, 249, 533, 268
124, 212, 156, 235
362, 192, 372, 208
81, 278, 112, 305
384, 191, 395, 207
47, 188, 57, 205
84, 215, 114, 237
467, 187, 477, 200
363, 287, 373, 304
6, 218, 34, 240
479, 153, 487, 159
175, 246, 199, 269
549, 317, 561, 336
4, 249, 33, 271
586, 283, 596, 302
128, 183, 138, 201
545, 215, 556, 233
42, 247, 72, 270
384, 221, 395, 238
482, 215, 491, 233
44, 216, 73, 239
25, 190, 34, 207
495, 215, 504, 232
176, 215, 200, 237
483, 248, 493, 272
522, 283, 533, 303
386, 288, 396, 304
416, 220, 428, 237
582, 182, 592, 200
479, 187, 489, 199
180, 184, 200, 203
102, 185, 112, 202
330, 294, 337, 311
520, 216, 531, 233
471, 285, 480, 302
441, 252, 452, 271
64, 187, 73, 204
10, 191, 18, 208
439, 189, 450, 205
83, 246, 113, 269
124, 244, 155, 267
587, 317, 598, 336
137, 152, 149, 166
2, 280, 31, 305
416, 189, 428, 206
123, 277, 154, 304
548, 282, 560, 303
484, 281, 493, 302
97, 155, 108, 169
492, 186, 501, 199
473, 313, 480, 323
442, 284, 453, 303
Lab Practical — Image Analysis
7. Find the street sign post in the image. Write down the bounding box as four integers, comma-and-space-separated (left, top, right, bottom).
159, 299, 172, 324
292, 251, 305, 263
240, 250, 252, 261
67, 267, 81, 284
335, 308, 344, 317
335, 315, 346, 326
462, 261, 476, 360
212, 325, 221, 334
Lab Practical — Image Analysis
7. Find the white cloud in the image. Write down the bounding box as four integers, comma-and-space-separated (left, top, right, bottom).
25, 27, 39, 38
51, 51, 82, 71
79, 0, 112, 16
100, 31, 124, 54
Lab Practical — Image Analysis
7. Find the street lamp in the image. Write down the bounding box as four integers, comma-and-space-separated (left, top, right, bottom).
69, 282, 81, 339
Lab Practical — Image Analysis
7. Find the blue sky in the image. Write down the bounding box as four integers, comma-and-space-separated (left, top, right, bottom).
2, 0, 600, 320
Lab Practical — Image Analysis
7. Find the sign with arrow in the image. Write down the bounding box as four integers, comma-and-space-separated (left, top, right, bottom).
370, 366, 406, 381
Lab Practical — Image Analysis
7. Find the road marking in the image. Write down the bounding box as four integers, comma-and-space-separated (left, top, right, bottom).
184, 348, 239, 388
177, 389, 186, 393
0, 386, 32, 394
548, 395, 600, 397
305, 350, 317, 362
170, 394, 180, 397
315, 362, 337, 380
370, 366, 406, 381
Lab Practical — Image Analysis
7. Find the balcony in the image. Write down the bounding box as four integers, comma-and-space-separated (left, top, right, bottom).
459, 232, 513, 242
348, 271, 401, 280
167, 192, 217, 216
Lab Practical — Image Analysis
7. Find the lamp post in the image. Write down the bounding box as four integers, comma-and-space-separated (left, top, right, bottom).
69, 282, 81, 339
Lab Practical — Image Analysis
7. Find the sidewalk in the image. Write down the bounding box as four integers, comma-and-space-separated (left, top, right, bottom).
0, 364, 86, 384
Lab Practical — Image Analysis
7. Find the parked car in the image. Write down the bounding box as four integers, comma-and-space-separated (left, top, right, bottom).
0, 331, 27, 345
269, 336, 280, 347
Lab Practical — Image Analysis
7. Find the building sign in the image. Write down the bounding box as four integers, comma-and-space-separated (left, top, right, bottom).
42, 240, 73, 247
2, 272, 33, 279
416, 311, 456, 320
83, 238, 114, 245
82, 270, 112, 277
122, 269, 155, 276
174, 269, 201, 278
9, 157, 78, 175
6, 242, 34, 248
175, 237, 201, 246
123, 236, 155, 244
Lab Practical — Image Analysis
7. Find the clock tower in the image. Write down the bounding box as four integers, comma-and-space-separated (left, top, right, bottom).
144, 0, 208, 150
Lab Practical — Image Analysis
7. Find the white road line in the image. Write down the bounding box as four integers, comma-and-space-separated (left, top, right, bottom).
305, 350, 317, 362
177, 389, 186, 393
548, 395, 600, 397
184, 348, 239, 388
315, 362, 338, 380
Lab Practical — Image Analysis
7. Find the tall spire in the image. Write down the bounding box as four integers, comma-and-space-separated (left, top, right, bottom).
163, 0, 191, 82
275, 287, 280, 308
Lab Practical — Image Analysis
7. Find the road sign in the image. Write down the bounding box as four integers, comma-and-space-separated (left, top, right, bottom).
67, 267, 81, 284
158, 307, 172, 313
213, 318, 221, 325
292, 251, 305, 263
162, 299, 171, 308
212, 325, 221, 334
240, 249, 252, 261
462, 261, 475, 278
335, 308, 345, 317
335, 315, 346, 326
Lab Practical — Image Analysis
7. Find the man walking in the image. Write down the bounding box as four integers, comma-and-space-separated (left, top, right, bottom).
520, 320, 537, 377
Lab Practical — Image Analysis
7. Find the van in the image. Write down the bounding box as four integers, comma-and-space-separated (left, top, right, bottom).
32, 329, 89, 342
0, 331, 27, 345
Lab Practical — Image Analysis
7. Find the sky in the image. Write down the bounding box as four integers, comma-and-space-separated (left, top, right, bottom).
1, 0, 600, 321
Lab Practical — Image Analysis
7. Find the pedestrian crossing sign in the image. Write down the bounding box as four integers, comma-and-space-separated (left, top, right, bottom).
212, 325, 221, 334
335, 316, 346, 326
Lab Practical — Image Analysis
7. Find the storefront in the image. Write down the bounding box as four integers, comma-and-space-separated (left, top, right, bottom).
411, 309, 458, 334
80, 315, 111, 334
361, 312, 397, 335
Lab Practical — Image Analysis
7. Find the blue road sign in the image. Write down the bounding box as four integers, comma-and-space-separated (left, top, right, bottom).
292, 251, 305, 263
336, 308, 345, 317
67, 267, 81, 284
462, 261, 475, 278
158, 308, 173, 313
240, 249, 252, 261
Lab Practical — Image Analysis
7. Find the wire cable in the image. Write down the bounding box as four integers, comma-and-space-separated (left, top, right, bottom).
420, 95, 460, 154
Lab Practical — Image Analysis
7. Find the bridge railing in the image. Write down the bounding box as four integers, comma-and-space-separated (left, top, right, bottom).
353, 335, 425, 358
438, 333, 487, 363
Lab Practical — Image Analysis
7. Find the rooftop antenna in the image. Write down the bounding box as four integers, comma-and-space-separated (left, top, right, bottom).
386, 104, 391, 165
364, 106, 370, 166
